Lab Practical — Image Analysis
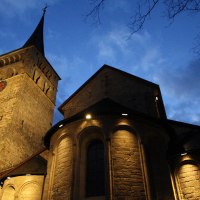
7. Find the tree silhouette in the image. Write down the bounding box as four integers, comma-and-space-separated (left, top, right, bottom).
86, 0, 200, 53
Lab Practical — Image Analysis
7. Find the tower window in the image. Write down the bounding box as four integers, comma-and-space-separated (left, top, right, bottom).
86, 140, 105, 197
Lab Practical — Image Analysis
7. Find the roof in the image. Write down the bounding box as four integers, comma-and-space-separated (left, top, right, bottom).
0, 148, 47, 179
167, 119, 200, 155
168, 119, 200, 129
23, 11, 45, 55
59, 64, 159, 113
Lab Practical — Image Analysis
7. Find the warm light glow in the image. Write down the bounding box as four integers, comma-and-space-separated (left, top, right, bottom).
59, 124, 63, 128
116, 118, 130, 126
112, 130, 145, 197
122, 113, 128, 116
177, 163, 200, 199
86, 114, 92, 119
7, 177, 11, 179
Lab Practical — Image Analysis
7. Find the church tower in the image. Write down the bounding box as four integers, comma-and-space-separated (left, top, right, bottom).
0, 10, 60, 172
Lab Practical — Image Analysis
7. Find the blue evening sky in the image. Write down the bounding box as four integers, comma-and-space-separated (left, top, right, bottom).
0, 0, 199, 125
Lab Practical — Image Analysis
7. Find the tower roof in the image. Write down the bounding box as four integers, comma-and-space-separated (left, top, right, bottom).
23, 10, 46, 55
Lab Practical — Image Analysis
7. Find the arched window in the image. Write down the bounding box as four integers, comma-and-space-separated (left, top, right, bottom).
86, 140, 105, 197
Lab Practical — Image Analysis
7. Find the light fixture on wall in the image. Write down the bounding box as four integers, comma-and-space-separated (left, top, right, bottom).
155, 96, 159, 101
181, 152, 187, 156
122, 113, 128, 116
59, 124, 63, 128
177, 145, 187, 156
86, 114, 92, 119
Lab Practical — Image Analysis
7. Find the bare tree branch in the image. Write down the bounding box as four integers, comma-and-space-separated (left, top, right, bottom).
85, 0, 200, 54
193, 34, 200, 55
165, 0, 200, 19
86, 0, 200, 32
129, 0, 160, 34
85, 0, 106, 24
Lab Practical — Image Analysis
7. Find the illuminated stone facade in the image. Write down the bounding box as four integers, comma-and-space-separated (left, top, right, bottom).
0, 13, 200, 200
0, 175, 44, 200
42, 67, 177, 200
0, 46, 59, 172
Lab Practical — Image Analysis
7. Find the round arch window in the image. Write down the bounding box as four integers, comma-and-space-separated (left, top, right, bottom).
86, 140, 105, 197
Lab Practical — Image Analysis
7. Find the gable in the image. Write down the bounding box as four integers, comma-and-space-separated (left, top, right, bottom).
59, 65, 166, 119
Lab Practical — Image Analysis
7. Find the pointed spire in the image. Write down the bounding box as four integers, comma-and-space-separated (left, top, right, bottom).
23, 6, 47, 55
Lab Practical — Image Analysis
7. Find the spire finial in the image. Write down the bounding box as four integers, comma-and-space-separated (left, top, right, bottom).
42, 3, 48, 15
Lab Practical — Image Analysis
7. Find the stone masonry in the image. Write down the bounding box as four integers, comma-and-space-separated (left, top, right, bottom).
111, 129, 146, 200
0, 46, 59, 172
177, 164, 200, 200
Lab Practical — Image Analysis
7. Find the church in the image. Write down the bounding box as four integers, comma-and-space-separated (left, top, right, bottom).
0, 10, 200, 200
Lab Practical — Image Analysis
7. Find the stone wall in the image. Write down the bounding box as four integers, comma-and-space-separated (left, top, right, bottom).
177, 163, 200, 200
0, 47, 59, 103
51, 138, 73, 200
0, 45, 60, 173
0, 175, 44, 200
111, 129, 146, 200
43, 130, 74, 200
44, 116, 174, 200
0, 73, 54, 172
0, 46, 59, 172
43, 116, 174, 200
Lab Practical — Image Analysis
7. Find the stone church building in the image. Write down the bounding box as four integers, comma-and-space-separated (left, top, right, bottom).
0, 11, 200, 200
